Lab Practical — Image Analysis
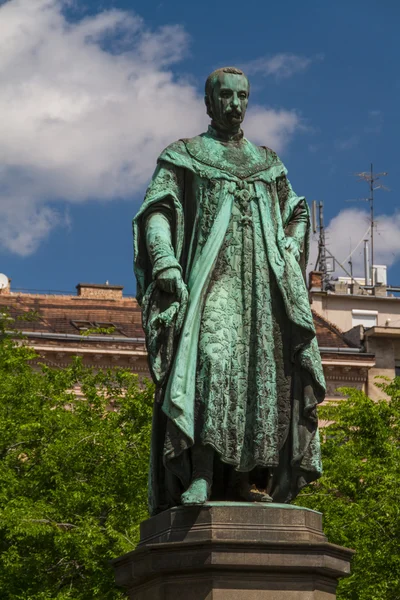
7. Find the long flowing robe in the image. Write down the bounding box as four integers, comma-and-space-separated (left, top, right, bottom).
134, 129, 326, 515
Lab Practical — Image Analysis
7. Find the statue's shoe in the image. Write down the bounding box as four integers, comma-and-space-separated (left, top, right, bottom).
239, 483, 273, 503
181, 478, 211, 505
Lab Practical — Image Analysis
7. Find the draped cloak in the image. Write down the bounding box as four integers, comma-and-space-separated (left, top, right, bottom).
133, 130, 326, 515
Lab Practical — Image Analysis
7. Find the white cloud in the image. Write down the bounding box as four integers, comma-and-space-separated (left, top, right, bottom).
244, 53, 323, 79
0, 0, 303, 256
0, 198, 61, 256
309, 208, 400, 277
245, 106, 300, 148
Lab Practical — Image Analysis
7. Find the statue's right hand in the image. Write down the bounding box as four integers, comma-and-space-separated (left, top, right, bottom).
156, 267, 183, 294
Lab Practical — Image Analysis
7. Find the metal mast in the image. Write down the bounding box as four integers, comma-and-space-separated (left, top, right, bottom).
312, 201, 330, 290
312, 200, 361, 290
318, 202, 327, 289
355, 164, 388, 284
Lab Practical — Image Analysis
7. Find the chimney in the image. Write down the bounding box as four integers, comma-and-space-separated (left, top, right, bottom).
308, 271, 322, 291
76, 282, 124, 300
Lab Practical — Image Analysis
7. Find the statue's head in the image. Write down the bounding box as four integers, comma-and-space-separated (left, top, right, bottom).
205, 67, 250, 133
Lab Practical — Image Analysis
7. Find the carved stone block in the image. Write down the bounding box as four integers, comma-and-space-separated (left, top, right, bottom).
113, 504, 353, 599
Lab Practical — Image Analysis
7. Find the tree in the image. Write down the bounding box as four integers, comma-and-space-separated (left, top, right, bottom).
296, 380, 400, 600
0, 311, 153, 599
2, 306, 400, 600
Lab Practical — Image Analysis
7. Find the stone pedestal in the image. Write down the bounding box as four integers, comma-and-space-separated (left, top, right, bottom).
113, 503, 354, 599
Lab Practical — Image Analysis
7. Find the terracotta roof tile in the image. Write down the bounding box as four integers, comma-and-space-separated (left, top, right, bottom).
312, 310, 358, 348
0, 293, 144, 337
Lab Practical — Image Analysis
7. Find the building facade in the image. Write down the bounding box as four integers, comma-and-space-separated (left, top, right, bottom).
0, 281, 148, 377
309, 271, 400, 399
0, 277, 378, 401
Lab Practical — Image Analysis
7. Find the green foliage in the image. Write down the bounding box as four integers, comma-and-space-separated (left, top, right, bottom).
80, 326, 117, 337
3, 304, 400, 599
296, 381, 400, 600
0, 312, 153, 599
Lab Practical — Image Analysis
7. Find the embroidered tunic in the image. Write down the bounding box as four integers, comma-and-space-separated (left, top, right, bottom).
196, 180, 293, 471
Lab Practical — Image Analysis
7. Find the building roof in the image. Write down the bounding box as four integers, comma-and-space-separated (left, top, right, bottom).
0, 292, 143, 339
312, 310, 359, 349
0, 289, 363, 352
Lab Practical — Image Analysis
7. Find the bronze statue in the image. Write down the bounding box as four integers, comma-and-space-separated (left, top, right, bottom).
134, 67, 325, 515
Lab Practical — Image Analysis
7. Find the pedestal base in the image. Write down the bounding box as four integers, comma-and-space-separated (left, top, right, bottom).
113, 503, 354, 600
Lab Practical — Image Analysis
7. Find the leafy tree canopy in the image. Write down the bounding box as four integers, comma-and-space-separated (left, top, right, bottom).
1, 310, 400, 599
0, 311, 152, 599
296, 380, 400, 600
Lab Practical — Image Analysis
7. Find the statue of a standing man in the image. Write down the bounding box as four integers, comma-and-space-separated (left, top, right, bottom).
134, 67, 325, 516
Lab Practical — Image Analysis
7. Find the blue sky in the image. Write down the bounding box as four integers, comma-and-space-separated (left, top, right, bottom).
0, 0, 399, 295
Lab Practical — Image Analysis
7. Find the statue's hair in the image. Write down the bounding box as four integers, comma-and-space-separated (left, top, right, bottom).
205, 66, 249, 97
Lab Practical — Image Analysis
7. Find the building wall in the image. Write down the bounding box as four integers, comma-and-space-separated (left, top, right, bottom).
365, 337, 395, 400
322, 365, 368, 401
311, 291, 400, 400
393, 338, 400, 364
311, 293, 400, 332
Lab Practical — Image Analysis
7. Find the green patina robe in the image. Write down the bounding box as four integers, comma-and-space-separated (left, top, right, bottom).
134, 128, 326, 515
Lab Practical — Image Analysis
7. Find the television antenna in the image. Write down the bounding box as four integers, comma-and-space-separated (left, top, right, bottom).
312, 202, 363, 289
353, 164, 389, 283
312, 201, 335, 290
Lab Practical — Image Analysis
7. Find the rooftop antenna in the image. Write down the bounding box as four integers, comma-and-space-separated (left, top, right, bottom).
354, 164, 389, 284
312, 202, 361, 291
347, 236, 353, 281
363, 239, 370, 286
312, 201, 331, 290
348, 257, 353, 281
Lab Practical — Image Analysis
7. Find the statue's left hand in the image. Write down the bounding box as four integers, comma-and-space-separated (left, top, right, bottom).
285, 237, 300, 261
156, 266, 184, 295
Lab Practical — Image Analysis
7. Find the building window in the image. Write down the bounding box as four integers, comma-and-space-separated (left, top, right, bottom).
71, 320, 93, 333
395, 362, 400, 378
351, 310, 378, 329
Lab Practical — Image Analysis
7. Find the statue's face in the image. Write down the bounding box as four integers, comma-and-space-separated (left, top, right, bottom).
207, 72, 249, 132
